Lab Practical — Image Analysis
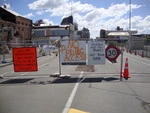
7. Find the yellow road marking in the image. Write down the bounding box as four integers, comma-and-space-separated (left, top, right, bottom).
68, 108, 89, 113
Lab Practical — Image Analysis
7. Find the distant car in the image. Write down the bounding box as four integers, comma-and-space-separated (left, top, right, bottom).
43, 45, 56, 50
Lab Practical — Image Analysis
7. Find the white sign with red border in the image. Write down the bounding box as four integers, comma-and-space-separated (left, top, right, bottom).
105, 45, 120, 61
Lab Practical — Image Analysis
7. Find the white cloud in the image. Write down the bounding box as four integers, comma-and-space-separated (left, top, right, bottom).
43, 19, 54, 25
36, 10, 45, 15
76, 3, 148, 38
23, 13, 34, 18
27, 0, 150, 38
28, 0, 69, 10
45, 1, 94, 17
131, 16, 150, 34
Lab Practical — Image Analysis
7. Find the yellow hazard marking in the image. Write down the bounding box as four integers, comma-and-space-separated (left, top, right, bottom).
68, 108, 89, 113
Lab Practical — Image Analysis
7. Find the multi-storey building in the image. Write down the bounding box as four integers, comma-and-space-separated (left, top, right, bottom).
77, 27, 90, 39
0, 6, 32, 44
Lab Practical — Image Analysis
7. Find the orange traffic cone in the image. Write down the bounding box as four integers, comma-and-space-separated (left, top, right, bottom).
122, 58, 130, 80
142, 51, 144, 57
134, 50, 136, 55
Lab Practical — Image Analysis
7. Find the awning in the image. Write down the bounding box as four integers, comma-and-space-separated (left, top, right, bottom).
108, 32, 129, 36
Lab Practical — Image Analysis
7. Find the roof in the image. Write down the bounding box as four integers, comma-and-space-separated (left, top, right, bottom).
108, 32, 129, 36
33, 25, 70, 29
0, 6, 22, 17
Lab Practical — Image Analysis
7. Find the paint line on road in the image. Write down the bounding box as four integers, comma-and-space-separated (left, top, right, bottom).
38, 58, 57, 68
128, 57, 150, 67
62, 71, 84, 113
0, 72, 10, 76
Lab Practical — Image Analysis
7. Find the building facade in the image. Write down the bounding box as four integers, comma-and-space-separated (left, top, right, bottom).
32, 25, 72, 46
77, 27, 90, 39
0, 6, 32, 44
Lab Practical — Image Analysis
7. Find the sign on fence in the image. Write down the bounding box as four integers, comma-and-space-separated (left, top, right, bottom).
61, 40, 86, 65
87, 41, 105, 65
13, 47, 38, 72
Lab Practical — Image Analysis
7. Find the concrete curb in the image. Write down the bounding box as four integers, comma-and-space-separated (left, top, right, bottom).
0, 62, 13, 68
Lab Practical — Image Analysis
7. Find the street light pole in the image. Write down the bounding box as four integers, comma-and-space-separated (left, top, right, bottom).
128, 0, 131, 50
129, 0, 131, 31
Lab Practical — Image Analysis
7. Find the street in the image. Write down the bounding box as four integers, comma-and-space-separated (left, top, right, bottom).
0, 51, 150, 113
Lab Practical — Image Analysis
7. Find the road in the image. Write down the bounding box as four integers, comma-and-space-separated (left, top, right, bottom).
0, 51, 150, 113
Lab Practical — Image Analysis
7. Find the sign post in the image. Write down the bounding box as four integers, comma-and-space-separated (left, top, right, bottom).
120, 49, 123, 81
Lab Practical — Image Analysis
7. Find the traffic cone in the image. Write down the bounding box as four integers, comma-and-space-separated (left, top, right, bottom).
122, 58, 130, 80
134, 50, 136, 55
142, 51, 144, 57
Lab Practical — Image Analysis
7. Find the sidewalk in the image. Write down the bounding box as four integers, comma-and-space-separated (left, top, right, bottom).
0, 60, 13, 68
0, 53, 13, 68
0, 53, 55, 68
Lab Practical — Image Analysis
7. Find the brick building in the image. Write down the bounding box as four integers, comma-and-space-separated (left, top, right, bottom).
0, 6, 32, 43
0, 19, 15, 41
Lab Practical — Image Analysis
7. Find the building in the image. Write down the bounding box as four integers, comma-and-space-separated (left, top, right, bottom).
100, 29, 137, 40
77, 27, 90, 40
32, 24, 73, 46
0, 5, 32, 44
0, 19, 15, 42
99, 27, 149, 50
32, 16, 77, 46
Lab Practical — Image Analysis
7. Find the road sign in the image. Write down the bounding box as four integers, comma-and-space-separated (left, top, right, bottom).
87, 41, 105, 65
61, 40, 86, 65
13, 47, 38, 72
105, 45, 120, 62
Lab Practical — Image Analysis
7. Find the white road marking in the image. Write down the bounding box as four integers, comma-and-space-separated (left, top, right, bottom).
1, 57, 57, 77
129, 57, 150, 67
62, 71, 84, 113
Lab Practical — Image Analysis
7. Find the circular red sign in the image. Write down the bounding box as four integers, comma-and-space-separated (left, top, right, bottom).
105, 45, 120, 61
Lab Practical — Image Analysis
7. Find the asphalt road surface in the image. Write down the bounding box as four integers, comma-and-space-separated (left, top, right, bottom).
0, 52, 150, 113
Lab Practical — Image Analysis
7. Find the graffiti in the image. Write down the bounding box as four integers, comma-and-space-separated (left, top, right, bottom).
61, 40, 86, 62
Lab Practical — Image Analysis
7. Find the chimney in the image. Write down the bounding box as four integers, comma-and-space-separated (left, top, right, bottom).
4, 4, 7, 8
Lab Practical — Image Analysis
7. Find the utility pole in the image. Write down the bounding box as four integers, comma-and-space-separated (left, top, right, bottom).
128, 0, 131, 50
129, 0, 131, 31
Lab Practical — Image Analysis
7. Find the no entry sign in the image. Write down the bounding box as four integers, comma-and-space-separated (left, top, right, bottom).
105, 45, 120, 62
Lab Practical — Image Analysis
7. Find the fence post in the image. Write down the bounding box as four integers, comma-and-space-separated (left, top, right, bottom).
1, 45, 7, 63
120, 49, 123, 81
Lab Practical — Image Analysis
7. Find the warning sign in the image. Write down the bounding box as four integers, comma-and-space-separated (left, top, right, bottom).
61, 40, 86, 65
13, 47, 38, 72
87, 41, 105, 65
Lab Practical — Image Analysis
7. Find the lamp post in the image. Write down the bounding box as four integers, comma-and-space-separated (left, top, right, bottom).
128, 0, 131, 50
129, 0, 131, 31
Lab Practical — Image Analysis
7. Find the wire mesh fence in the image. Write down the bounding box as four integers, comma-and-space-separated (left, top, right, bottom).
0, 40, 58, 63
0, 38, 150, 64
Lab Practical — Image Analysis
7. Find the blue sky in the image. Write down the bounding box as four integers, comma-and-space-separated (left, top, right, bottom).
1, 0, 150, 38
